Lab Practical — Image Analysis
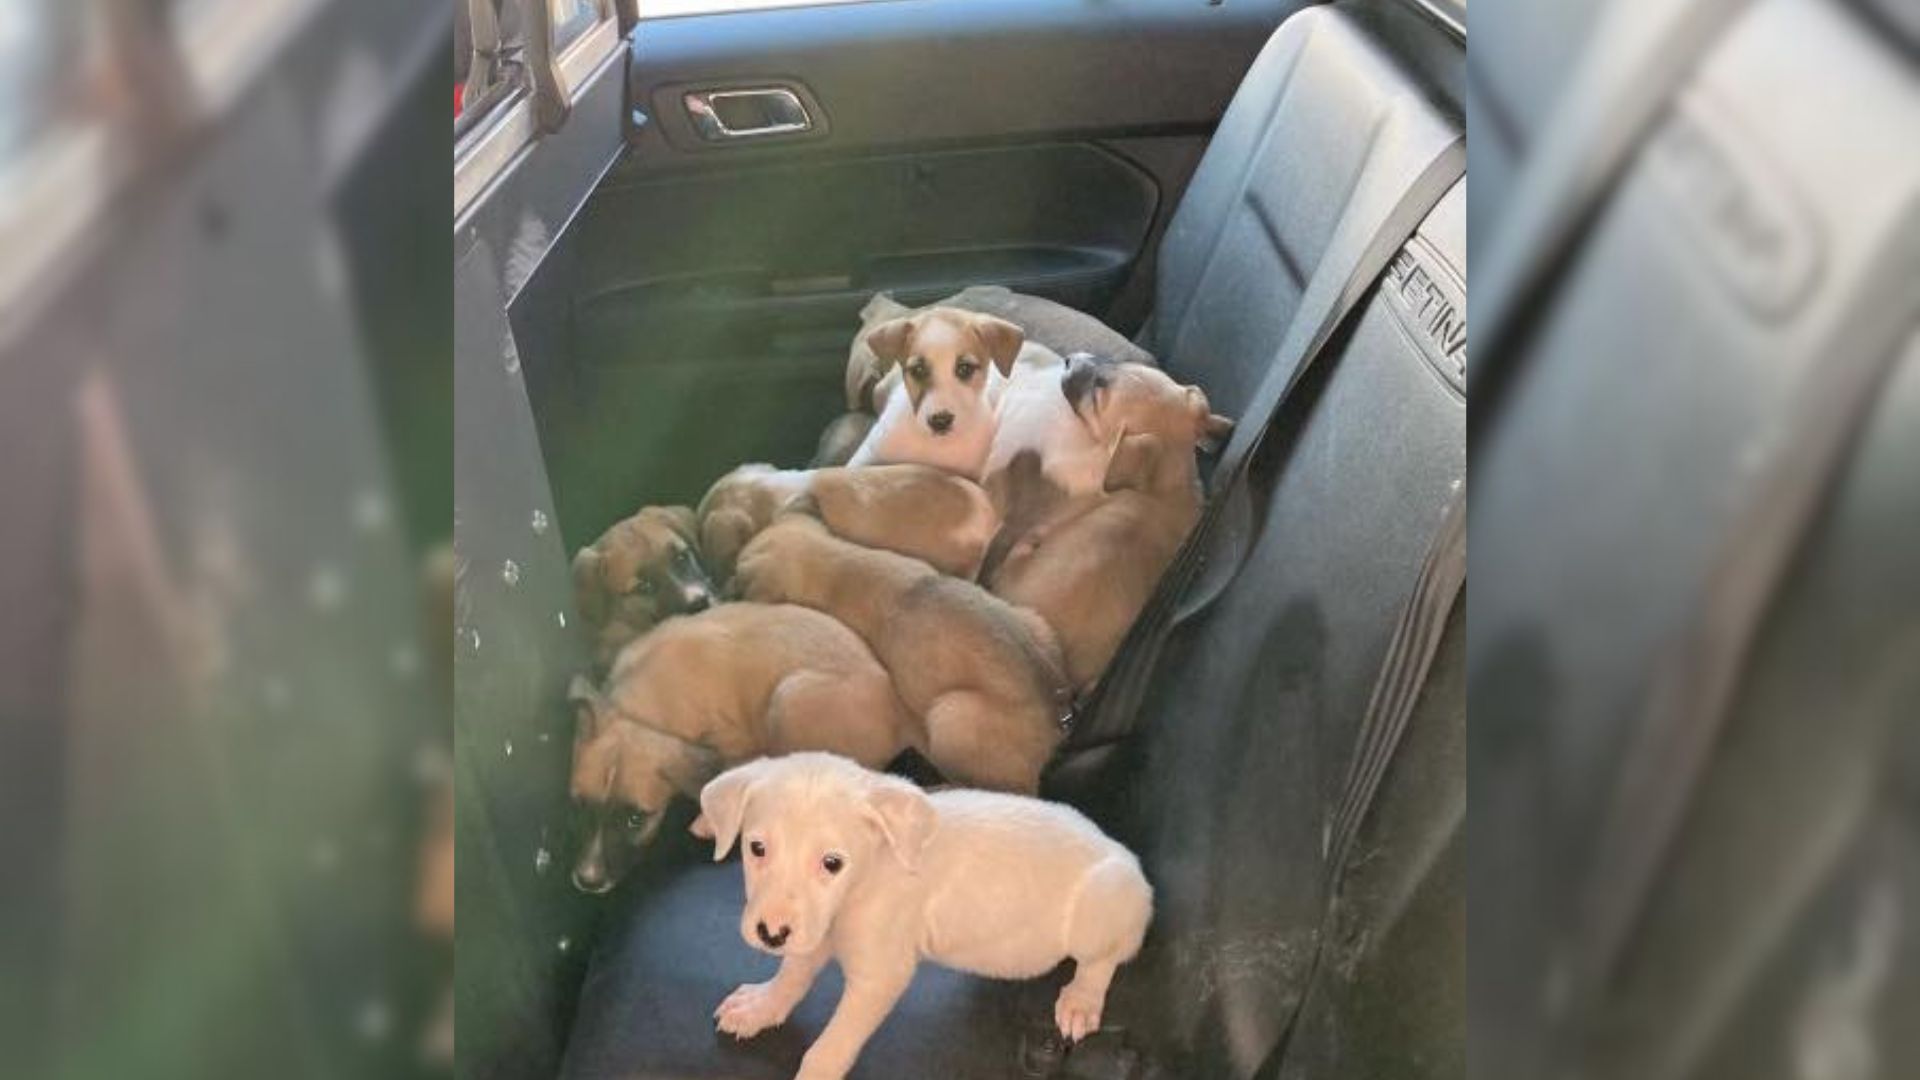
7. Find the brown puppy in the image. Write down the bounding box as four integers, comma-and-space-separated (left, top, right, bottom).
732, 515, 1071, 794
571, 505, 716, 669
568, 602, 919, 894
986, 352, 1233, 689
698, 463, 999, 583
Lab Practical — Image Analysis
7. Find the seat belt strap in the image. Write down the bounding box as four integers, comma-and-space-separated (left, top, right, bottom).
1325, 483, 1466, 882
1573, 208, 1920, 1008
1471, 0, 1755, 430
1242, 488, 1465, 1080
1067, 133, 1466, 749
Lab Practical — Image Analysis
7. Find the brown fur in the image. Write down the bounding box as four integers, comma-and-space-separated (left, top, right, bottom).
986, 357, 1232, 689
567, 602, 919, 893
732, 516, 1070, 794
571, 504, 714, 670
698, 463, 999, 582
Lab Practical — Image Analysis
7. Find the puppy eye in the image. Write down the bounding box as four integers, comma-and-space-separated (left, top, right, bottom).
955, 358, 977, 380
822, 853, 845, 875
634, 577, 655, 595
748, 840, 766, 858
907, 359, 930, 382
624, 811, 647, 831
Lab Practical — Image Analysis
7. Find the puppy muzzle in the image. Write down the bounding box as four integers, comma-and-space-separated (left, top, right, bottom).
571, 861, 615, 895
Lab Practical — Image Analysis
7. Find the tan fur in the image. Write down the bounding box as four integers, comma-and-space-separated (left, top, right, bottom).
700, 753, 1153, 1076
732, 516, 1069, 794
698, 463, 999, 582
567, 604, 919, 893
571, 504, 714, 670
986, 358, 1231, 689
847, 307, 1027, 475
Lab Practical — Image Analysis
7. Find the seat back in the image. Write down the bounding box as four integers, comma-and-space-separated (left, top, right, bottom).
1468, 1, 1920, 1078
1069, 3, 1468, 1076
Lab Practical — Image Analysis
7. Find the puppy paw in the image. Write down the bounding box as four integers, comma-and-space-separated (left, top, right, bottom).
714, 980, 792, 1040
1053, 984, 1106, 1044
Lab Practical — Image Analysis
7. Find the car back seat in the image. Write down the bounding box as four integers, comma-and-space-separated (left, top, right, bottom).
557, 2, 1467, 1077
1061, 1, 1465, 1077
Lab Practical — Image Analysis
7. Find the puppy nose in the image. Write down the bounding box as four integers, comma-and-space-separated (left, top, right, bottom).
572, 865, 609, 895
683, 585, 712, 612
928, 410, 954, 434
755, 921, 791, 949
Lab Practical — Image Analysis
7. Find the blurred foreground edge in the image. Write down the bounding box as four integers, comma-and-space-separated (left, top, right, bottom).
1, 3, 454, 1079
1468, 2, 1918, 1080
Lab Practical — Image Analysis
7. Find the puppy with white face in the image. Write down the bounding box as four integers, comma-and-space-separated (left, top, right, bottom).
846, 307, 1029, 477
702, 753, 1153, 1080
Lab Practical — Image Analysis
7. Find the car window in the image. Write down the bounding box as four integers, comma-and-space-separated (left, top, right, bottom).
550, 0, 604, 55
457, 0, 524, 141
640, 0, 898, 18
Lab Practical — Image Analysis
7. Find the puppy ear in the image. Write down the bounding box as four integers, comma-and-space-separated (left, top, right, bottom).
699, 507, 758, 583
571, 547, 608, 624
970, 314, 1026, 376
864, 316, 916, 367
864, 774, 936, 871
658, 505, 700, 550
660, 738, 724, 799
1186, 386, 1234, 452
1103, 431, 1168, 494
699, 758, 774, 861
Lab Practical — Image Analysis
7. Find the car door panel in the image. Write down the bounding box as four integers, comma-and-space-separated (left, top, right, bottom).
524, 0, 1301, 543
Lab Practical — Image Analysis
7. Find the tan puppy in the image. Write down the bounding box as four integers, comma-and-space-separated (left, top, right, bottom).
698, 462, 999, 582
567, 603, 918, 894
846, 306, 1028, 476
571, 505, 716, 670
986, 352, 1233, 689
732, 515, 1070, 794
701, 753, 1153, 1078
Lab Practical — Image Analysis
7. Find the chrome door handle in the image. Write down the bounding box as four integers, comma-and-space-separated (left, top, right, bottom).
683, 87, 814, 141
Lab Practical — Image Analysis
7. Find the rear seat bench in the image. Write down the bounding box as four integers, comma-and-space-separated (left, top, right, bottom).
560, 2, 1466, 1077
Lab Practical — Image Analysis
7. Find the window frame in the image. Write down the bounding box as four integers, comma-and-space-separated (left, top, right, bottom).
453, 0, 623, 223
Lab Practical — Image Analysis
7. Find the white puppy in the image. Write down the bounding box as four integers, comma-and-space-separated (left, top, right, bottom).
699, 753, 1153, 1080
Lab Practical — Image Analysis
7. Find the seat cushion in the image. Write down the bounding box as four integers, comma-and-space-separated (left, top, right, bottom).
559, 834, 1065, 1079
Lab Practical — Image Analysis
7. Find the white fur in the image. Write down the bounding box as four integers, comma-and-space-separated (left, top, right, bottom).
983, 345, 1112, 498
700, 753, 1152, 1079
848, 366, 1007, 476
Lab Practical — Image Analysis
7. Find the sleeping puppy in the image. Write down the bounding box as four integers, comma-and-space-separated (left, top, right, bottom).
846, 306, 1029, 476
985, 352, 1233, 688
731, 514, 1070, 794
985, 350, 1233, 509
701, 752, 1153, 1077
571, 505, 716, 670
698, 462, 998, 583
567, 603, 919, 894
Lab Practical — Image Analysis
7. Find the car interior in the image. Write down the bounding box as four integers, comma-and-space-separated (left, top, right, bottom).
1468, 1, 1920, 1078
454, 1, 1465, 1077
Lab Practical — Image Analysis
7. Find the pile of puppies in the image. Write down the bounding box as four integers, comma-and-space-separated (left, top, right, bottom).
565, 293, 1229, 1071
